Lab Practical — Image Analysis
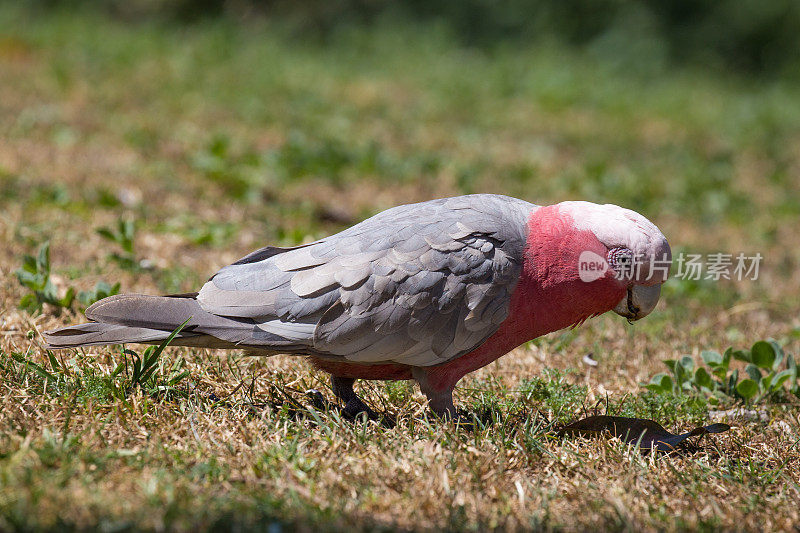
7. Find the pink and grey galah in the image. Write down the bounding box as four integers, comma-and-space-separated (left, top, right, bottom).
45, 194, 671, 418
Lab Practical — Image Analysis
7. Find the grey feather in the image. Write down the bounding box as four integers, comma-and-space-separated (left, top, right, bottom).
44, 323, 190, 348
290, 269, 338, 297
334, 266, 371, 289
45, 194, 537, 367
196, 283, 279, 317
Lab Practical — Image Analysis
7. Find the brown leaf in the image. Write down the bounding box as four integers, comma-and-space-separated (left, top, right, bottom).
559, 415, 730, 452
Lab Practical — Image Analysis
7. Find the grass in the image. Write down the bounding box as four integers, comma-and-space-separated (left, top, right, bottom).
1, 5, 800, 531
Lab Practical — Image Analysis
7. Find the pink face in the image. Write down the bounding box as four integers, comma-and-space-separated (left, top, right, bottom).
519, 202, 671, 327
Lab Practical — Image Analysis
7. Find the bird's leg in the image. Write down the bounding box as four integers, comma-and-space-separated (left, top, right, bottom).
412, 367, 460, 420
331, 376, 380, 421
423, 388, 458, 419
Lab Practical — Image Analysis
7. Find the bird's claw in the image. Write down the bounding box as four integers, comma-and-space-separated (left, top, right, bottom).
343, 398, 396, 428
306, 388, 394, 428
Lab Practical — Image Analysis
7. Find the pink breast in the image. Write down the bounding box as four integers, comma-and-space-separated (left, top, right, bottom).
311, 205, 627, 389
412, 205, 627, 392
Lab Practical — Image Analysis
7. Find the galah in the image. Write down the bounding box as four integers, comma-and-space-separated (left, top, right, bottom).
44, 194, 671, 418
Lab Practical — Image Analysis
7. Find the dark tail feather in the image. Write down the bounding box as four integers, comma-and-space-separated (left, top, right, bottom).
44, 294, 258, 350
43, 322, 200, 349
85, 294, 208, 330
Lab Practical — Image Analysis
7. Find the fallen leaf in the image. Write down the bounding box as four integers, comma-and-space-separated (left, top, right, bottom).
559, 415, 730, 452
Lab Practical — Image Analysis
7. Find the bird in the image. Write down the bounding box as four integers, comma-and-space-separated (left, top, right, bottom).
44, 194, 671, 419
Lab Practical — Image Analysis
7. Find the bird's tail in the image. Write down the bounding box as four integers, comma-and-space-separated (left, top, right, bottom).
43, 294, 254, 350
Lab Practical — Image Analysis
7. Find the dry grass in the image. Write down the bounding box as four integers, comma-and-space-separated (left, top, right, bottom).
1, 7, 800, 531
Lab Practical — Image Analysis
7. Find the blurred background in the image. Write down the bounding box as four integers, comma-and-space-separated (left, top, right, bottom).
2, 3, 800, 529
2, 0, 800, 313
26, 0, 800, 75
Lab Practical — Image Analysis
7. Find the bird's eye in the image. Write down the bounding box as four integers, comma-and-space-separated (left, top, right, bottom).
608, 248, 635, 279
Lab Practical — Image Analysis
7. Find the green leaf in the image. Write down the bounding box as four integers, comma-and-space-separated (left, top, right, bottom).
701, 350, 722, 366
711, 365, 728, 381
646, 373, 673, 394
710, 348, 731, 380
128, 320, 189, 390
736, 379, 758, 400
712, 390, 729, 402
167, 371, 190, 385
732, 349, 751, 363
745, 364, 763, 383
21, 254, 37, 274
751, 341, 776, 370
11, 352, 57, 381
18, 293, 39, 313
36, 241, 51, 276
768, 340, 784, 370
111, 362, 125, 378
77, 280, 121, 308
121, 219, 131, 236
46, 351, 61, 372
727, 369, 739, 395
694, 367, 713, 390
15, 269, 37, 288
722, 347, 733, 366
771, 369, 794, 391
42, 279, 59, 302
673, 363, 688, 386
59, 286, 75, 308
663, 359, 677, 373
679, 355, 694, 372
96, 227, 116, 242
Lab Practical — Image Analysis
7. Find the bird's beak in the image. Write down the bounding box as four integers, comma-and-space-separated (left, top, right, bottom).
613, 284, 662, 322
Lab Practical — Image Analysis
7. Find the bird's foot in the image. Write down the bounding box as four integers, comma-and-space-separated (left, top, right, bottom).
342, 397, 395, 427
305, 388, 331, 411
420, 386, 485, 429
412, 367, 475, 428
340, 395, 376, 420
308, 385, 395, 428
330, 376, 395, 427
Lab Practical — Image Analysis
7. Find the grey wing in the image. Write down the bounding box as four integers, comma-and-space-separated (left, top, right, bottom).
197, 194, 535, 366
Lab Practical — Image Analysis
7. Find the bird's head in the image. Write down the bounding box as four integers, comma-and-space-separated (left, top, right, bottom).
555, 201, 671, 322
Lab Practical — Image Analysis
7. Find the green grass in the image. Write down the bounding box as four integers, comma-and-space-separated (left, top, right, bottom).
1, 5, 800, 531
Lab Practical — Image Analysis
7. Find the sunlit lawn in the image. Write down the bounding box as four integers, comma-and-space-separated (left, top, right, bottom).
1, 6, 799, 531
